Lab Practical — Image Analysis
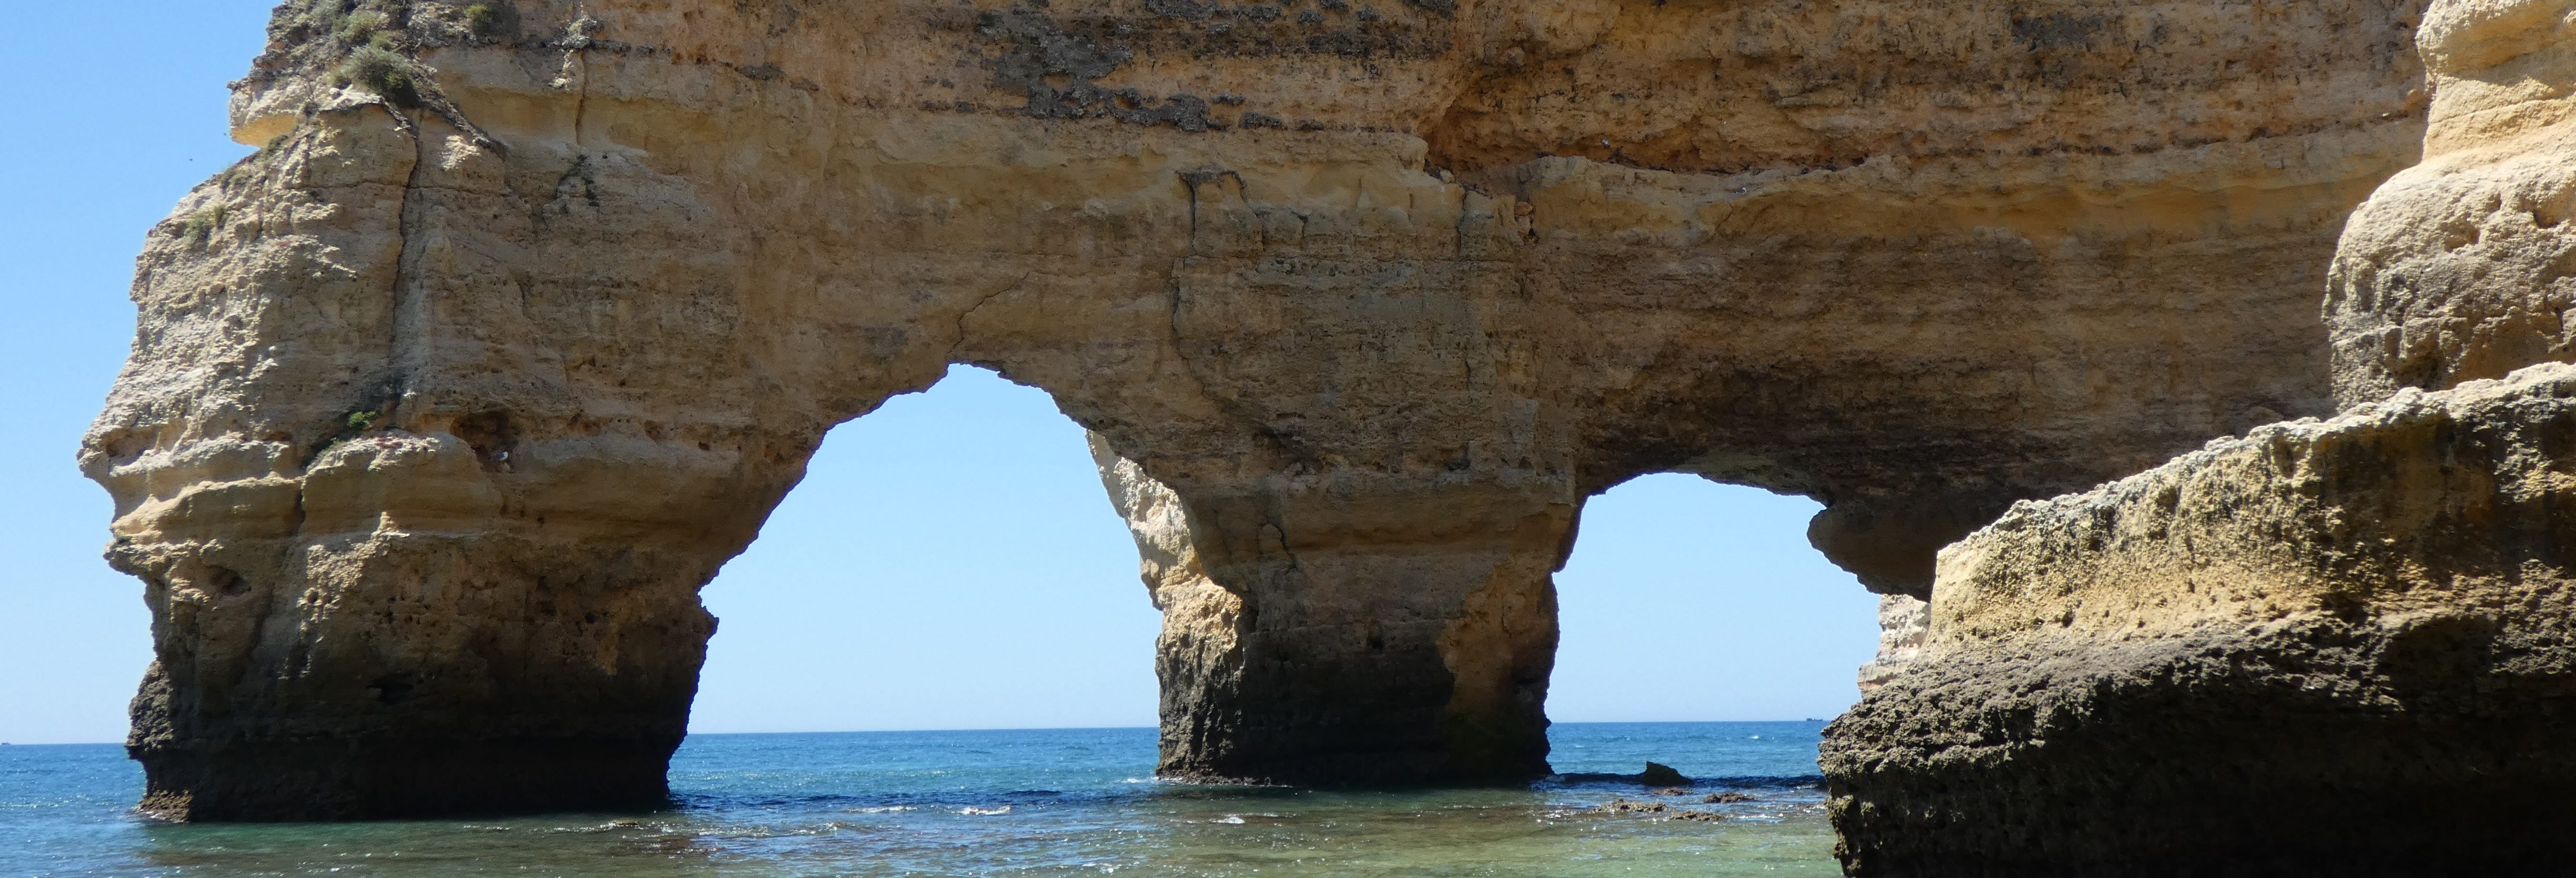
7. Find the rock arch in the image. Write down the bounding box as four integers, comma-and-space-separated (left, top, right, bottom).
86, 0, 2422, 820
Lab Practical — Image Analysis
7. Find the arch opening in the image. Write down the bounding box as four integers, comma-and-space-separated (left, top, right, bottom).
689, 365, 1160, 734
1546, 474, 1883, 764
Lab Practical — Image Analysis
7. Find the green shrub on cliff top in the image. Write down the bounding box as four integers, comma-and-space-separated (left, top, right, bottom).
276, 0, 436, 107
333, 46, 422, 107
262, 0, 499, 149
334, 9, 389, 45
278, 0, 349, 41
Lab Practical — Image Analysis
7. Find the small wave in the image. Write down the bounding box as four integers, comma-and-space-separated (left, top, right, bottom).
844, 805, 915, 814
534, 819, 652, 835
1145, 776, 1295, 790
1209, 815, 1245, 824
957, 805, 1012, 815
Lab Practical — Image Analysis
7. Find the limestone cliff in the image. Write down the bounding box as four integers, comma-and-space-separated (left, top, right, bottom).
89, 0, 2421, 819
1827, 2, 2576, 871
1825, 365, 2576, 874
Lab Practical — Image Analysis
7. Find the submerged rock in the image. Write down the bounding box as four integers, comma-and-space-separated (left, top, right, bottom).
1595, 798, 1726, 822
1637, 763, 1689, 788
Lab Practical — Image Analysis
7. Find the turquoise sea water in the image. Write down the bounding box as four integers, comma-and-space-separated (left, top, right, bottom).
2, 722, 1838, 876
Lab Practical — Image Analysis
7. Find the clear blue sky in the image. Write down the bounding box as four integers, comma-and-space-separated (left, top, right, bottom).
0, 2, 1879, 745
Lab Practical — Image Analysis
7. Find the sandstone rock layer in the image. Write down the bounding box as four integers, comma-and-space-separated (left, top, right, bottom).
1825, 365, 2576, 875
1828, 2, 2576, 870
92, 0, 2420, 819
2331, 0, 2576, 402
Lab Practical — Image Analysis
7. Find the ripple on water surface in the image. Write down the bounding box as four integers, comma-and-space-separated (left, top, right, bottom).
0, 723, 1837, 876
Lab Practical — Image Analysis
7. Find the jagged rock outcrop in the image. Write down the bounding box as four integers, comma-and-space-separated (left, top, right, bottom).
89, 0, 2422, 819
1825, 366, 2576, 874
1827, 3, 2576, 871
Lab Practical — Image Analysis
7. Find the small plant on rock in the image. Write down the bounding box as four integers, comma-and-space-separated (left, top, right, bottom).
278, 0, 348, 40
334, 9, 389, 46
463, 3, 515, 38
179, 207, 228, 244
345, 410, 381, 431
255, 0, 502, 150
333, 46, 422, 106
274, 0, 431, 107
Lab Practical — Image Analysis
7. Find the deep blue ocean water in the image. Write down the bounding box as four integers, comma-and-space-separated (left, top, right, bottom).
1, 722, 1837, 876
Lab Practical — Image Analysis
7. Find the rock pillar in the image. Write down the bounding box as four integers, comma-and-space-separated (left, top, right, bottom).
108, 491, 730, 821
82, 104, 817, 819
1093, 439, 1567, 784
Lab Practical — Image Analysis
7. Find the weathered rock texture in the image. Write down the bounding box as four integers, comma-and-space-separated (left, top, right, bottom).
1853, 595, 1926, 693
91, 0, 2422, 819
1827, 3, 2576, 871
2331, 0, 2576, 403
1826, 366, 2576, 874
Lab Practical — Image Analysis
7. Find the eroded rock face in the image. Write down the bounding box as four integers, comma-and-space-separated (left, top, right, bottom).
90, 0, 2421, 819
1825, 366, 2576, 874
1829, 5, 2576, 869
2330, 0, 2576, 402
1853, 595, 1926, 694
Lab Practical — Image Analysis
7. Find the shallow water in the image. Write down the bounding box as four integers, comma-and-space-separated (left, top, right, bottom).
3, 722, 1838, 876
